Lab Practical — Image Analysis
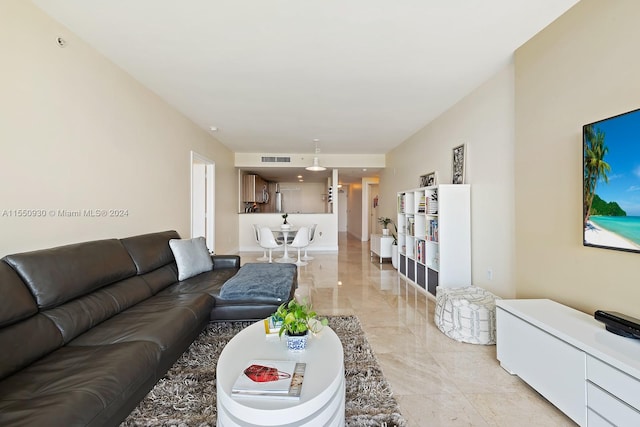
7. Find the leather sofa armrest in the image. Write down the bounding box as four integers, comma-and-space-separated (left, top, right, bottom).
211, 255, 241, 270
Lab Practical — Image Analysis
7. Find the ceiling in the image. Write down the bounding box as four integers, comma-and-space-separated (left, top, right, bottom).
33, 0, 578, 183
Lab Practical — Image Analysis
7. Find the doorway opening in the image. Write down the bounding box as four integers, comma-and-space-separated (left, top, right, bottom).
190, 151, 215, 252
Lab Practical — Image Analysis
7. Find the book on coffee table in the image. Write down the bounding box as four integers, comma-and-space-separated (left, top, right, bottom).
263, 315, 284, 338
231, 360, 306, 400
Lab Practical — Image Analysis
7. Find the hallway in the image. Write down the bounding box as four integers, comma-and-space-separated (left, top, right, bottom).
241, 232, 574, 426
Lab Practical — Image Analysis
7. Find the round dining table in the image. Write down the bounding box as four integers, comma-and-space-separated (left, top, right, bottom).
271, 226, 298, 263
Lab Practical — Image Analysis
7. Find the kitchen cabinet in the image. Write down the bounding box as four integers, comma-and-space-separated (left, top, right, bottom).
243, 174, 269, 203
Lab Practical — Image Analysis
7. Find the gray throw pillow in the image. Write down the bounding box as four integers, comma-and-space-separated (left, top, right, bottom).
169, 237, 213, 281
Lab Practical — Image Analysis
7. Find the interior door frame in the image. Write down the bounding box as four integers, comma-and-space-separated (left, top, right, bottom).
361, 177, 379, 241
190, 151, 215, 251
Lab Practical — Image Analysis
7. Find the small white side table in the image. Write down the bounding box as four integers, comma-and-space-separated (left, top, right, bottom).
370, 234, 394, 263
216, 319, 345, 426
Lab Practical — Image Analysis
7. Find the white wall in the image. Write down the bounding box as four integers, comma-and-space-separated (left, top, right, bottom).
0, 0, 238, 256
382, 64, 516, 298
277, 182, 327, 214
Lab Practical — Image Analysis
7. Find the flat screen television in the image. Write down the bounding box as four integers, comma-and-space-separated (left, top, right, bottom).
583, 107, 640, 253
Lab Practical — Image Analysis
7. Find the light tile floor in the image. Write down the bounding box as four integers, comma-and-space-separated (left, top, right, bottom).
240, 232, 576, 426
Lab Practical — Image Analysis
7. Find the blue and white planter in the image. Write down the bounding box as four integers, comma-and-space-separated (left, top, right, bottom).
285, 332, 308, 351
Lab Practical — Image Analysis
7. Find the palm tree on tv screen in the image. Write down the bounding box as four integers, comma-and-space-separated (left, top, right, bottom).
583, 124, 611, 228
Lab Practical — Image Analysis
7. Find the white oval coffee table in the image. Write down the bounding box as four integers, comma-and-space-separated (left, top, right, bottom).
216, 319, 345, 426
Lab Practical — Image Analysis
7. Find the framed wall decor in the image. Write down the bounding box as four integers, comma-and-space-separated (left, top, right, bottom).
452, 144, 466, 184
583, 107, 640, 253
420, 171, 437, 187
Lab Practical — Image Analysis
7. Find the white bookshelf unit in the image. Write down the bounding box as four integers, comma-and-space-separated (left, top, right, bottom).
396, 184, 471, 296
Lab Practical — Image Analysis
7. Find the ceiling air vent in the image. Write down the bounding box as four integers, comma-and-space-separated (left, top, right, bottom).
261, 156, 291, 163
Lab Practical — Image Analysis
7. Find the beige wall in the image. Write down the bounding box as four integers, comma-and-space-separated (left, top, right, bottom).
0, 1, 238, 256
382, 65, 516, 298
275, 182, 327, 214
514, 0, 640, 316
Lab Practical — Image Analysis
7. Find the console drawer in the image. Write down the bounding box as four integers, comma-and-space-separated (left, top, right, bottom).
586, 382, 640, 426
587, 355, 640, 410
586, 408, 613, 427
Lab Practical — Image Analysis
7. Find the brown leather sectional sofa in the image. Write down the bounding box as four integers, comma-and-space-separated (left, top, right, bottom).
0, 230, 297, 426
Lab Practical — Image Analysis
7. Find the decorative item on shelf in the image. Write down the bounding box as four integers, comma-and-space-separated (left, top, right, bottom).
281, 213, 291, 229
420, 171, 438, 187
452, 143, 466, 184
274, 299, 328, 351
427, 191, 438, 214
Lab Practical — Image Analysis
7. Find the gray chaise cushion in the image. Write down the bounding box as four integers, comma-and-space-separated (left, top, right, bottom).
219, 263, 296, 302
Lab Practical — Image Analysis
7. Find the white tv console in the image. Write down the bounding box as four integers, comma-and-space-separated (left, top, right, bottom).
496, 299, 640, 426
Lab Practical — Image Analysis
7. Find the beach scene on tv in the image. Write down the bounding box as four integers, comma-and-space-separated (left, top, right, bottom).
584, 108, 640, 252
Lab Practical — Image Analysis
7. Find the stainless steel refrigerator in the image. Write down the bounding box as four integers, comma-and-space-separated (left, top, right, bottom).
275, 183, 283, 213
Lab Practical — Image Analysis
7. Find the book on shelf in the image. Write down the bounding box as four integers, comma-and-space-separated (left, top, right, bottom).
427, 219, 439, 242
397, 194, 406, 213
418, 195, 426, 213
231, 360, 306, 400
415, 239, 426, 264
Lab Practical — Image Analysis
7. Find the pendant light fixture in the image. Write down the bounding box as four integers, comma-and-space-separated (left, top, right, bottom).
305, 140, 326, 171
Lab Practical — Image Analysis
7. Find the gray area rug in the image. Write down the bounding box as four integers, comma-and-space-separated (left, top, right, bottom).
122, 315, 407, 427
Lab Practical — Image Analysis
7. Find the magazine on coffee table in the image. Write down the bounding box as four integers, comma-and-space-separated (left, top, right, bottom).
231, 360, 306, 400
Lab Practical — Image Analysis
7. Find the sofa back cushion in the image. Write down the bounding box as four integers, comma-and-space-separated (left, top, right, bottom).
121, 230, 180, 275
0, 314, 63, 380
42, 276, 153, 343
0, 262, 64, 380
0, 262, 37, 328
3, 239, 137, 310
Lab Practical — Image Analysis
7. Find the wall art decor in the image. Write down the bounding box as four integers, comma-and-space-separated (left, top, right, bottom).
420, 172, 437, 188
452, 144, 466, 184
583, 107, 640, 253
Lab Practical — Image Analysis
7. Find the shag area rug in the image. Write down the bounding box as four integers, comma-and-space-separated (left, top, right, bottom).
122, 315, 407, 427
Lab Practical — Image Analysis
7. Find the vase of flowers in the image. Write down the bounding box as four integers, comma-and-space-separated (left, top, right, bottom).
281, 213, 291, 229
274, 299, 327, 351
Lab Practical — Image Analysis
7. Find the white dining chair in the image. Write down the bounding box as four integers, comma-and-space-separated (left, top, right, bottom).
287, 226, 309, 266
252, 224, 269, 262
258, 227, 283, 263
301, 224, 317, 261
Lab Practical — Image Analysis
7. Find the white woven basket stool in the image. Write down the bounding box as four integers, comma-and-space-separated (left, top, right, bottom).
434, 286, 500, 345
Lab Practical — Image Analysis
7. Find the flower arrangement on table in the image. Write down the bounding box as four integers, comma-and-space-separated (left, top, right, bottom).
275, 299, 327, 337
274, 298, 328, 351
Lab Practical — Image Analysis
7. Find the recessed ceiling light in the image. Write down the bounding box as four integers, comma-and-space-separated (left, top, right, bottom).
297, 175, 303, 179
362, 168, 367, 172
209, 126, 218, 132
313, 138, 320, 142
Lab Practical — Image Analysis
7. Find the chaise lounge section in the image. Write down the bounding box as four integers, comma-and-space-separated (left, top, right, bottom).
0, 230, 297, 426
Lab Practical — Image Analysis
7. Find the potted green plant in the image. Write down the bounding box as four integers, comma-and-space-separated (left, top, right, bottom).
275, 299, 327, 351
389, 220, 399, 269
378, 217, 392, 235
